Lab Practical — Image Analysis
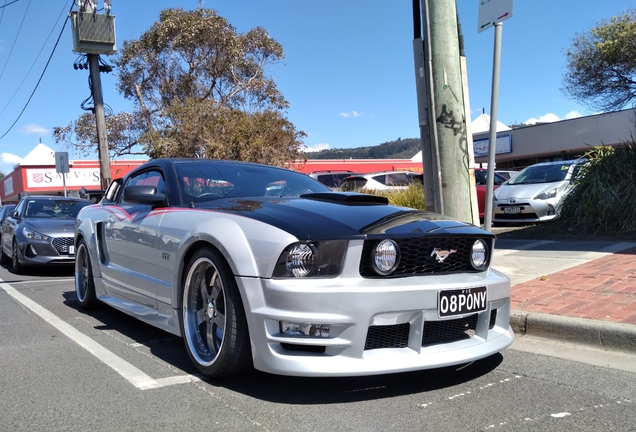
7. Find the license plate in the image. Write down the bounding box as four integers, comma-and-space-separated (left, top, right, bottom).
69, 246, 75, 255
438, 286, 487, 318
504, 206, 521, 214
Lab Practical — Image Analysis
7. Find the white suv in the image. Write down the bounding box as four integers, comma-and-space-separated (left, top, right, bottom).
340, 171, 421, 191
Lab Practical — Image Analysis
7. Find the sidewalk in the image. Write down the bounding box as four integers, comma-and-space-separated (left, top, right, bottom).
492, 238, 636, 352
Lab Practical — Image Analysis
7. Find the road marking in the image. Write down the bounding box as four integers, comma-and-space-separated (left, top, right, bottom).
0, 279, 201, 390
8, 278, 75, 285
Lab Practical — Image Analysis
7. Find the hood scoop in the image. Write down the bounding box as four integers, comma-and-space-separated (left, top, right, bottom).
300, 192, 389, 206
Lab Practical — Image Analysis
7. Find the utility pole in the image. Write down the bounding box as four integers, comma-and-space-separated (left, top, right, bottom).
88, 53, 112, 190
70, 1, 116, 190
419, 0, 472, 222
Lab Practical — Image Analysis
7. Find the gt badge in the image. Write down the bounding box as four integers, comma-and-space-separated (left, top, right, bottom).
431, 248, 457, 263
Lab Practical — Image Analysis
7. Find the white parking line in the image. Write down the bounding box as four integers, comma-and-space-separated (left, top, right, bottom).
9, 278, 75, 285
0, 279, 200, 390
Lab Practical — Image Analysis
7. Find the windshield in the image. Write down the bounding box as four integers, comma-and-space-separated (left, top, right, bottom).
508, 162, 573, 185
175, 161, 331, 203
24, 199, 92, 219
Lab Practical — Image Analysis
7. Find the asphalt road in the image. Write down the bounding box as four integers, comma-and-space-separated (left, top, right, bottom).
1, 264, 635, 432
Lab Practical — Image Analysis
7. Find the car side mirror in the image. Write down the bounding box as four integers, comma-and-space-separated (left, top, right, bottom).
122, 185, 167, 205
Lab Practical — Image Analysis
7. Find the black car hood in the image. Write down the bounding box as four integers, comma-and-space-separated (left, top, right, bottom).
195, 193, 490, 240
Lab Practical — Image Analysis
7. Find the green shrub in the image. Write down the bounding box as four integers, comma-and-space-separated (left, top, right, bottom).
366, 182, 427, 210
559, 140, 636, 235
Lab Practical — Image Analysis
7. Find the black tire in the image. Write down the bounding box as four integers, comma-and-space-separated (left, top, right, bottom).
0, 241, 9, 265
11, 239, 24, 274
75, 238, 99, 309
181, 247, 252, 378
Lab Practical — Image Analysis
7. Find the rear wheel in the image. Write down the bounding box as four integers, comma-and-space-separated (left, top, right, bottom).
11, 240, 23, 274
75, 238, 99, 309
182, 247, 252, 378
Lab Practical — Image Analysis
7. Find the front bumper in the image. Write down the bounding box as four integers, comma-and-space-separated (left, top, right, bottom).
237, 269, 514, 377
492, 198, 559, 223
17, 235, 75, 266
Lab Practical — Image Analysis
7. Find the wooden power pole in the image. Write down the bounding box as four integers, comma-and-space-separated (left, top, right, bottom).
420, 0, 473, 222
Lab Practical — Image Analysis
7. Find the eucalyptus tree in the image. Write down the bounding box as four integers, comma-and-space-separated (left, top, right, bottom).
55, 7, 306, 166
562, 9, 636, 112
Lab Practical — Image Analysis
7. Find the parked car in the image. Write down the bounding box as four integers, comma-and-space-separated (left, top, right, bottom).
492, 159, 587, 224
308, 170, 360, 190
475, 169, 508, 219
495, 170, 520, 181
1, 196, 92, 273
0, 204, 16, 245
340, 170, 421, 191
74, 158, 513, 379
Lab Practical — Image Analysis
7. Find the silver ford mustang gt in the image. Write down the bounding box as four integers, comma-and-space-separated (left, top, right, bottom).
74, 159, 514, 378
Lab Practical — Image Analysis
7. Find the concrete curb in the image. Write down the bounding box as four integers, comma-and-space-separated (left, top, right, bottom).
510, 309, 636, 353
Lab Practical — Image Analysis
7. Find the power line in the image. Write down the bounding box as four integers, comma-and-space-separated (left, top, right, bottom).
0, 0, 23, 10
0, 2, 75, 140
0, 0, 71, 116
0, 0, 32, 82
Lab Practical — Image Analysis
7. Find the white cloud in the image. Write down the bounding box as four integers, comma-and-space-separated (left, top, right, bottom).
19, 123, 49, 135
339, 111, 361, 118
303, 143, 331, 153
0, 152, 22, 174
565, 110, 582, 119
524, 113, 560, 125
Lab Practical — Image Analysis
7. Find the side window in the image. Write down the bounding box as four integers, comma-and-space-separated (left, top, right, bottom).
121, 170, 166, 205
474, 170, 486, 185
373, 174, 387, 186
14, 200, 26, 217
317, 175, 336, 188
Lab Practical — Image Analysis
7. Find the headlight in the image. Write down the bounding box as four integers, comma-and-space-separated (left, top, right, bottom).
371, 239, 399, 275
23, 227, 49, 241
470, 239, 488, 270
534, 188, 557, 200
273, 240, 347, 278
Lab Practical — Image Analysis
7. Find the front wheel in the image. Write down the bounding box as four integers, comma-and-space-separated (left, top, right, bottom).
11, 239, 24, 274
182, 247, 252, 378
75, 238, 99, 309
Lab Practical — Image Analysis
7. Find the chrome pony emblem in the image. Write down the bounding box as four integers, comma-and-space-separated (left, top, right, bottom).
431, 248, 457, 263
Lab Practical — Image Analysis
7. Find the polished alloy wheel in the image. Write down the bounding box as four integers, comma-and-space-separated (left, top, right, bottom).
183, 257, 226, 366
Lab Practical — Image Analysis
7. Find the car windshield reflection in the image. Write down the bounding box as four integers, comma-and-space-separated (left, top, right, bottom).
25, 200, 91, 219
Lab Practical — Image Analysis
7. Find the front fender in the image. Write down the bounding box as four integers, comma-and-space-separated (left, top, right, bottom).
172, 215, 298, 307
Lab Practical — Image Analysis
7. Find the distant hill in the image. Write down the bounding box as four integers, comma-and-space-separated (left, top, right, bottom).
307, 138, 421, 160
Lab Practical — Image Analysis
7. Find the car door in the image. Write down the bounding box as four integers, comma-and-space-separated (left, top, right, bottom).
2, 200, 25, 258
100, 169, 167, 309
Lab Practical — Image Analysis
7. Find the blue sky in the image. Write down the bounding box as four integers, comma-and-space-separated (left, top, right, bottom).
0, 0, 634, 174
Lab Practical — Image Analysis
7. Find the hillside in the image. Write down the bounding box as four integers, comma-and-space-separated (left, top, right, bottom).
307, 138, 421, 160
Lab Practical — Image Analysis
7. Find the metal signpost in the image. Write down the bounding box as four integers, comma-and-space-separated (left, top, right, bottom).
478, 0, 513, 231
55, 152, 70, 197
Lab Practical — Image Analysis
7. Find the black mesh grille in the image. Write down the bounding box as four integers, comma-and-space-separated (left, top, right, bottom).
422, 314, 478, 346
364, 323, 409, 350
52, 237, 74, 255
489, 309, 497, 329
360, 237, 490, 277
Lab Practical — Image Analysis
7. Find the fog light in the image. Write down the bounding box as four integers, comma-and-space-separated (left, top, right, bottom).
547, 204, 556, 216
280, 322, 330, 337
